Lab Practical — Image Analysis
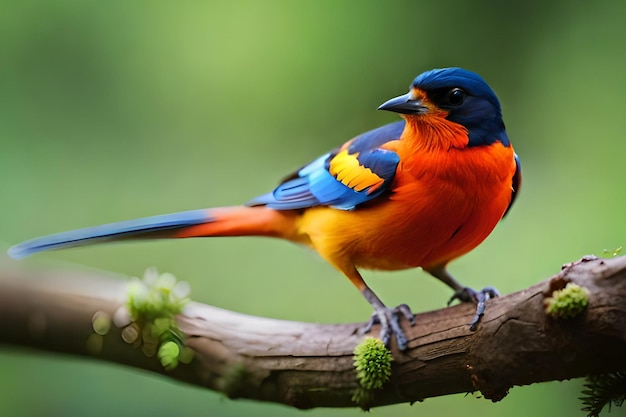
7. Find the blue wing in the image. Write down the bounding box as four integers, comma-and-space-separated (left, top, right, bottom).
247, 121, 404, 210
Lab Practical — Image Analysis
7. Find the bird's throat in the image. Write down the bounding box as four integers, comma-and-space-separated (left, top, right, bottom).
402, 116, 469, 152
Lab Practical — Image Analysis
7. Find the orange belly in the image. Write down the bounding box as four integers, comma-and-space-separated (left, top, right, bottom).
293, 142, 516, 273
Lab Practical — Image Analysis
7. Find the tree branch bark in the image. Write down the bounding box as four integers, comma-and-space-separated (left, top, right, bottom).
0, 255, 625, 409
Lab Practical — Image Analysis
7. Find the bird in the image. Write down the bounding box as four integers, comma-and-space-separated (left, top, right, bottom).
8, 67, 521, 351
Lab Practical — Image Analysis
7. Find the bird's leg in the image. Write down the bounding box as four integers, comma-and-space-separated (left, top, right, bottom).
342, 266, 414, 350
428, 265, 499, 330
450, 286, 499, 330
358, 286, 415, 350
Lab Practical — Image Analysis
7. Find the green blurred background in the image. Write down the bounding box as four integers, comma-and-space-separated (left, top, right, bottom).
2, 1, 626, 416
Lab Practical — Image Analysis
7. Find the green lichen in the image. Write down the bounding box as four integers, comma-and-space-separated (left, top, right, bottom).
351, 387, 375, 411
86, 311, 112, 354
544, 282, 589, 319
113, 268, 194, 370
91, 311, 112, 335
353, 337, 392, 390
351, 337, 392, 409
126, 268, 190, 320
158, 341, 181, 370
580, 371, 626, 417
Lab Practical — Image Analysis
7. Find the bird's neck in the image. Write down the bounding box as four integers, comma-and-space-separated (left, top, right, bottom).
401, 116, 469, 152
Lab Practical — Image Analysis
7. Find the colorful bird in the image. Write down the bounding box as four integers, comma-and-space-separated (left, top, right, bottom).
8, 68, 521, 351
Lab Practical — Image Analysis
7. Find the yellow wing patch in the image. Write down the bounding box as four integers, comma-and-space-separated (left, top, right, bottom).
328, 150, 385, 193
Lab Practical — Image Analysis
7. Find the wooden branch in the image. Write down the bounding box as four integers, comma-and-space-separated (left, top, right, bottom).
0, 255, 625, 409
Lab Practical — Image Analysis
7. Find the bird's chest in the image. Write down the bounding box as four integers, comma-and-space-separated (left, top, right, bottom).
351, 144, 515, 269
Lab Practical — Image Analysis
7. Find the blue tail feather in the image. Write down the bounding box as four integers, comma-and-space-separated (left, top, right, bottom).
8, 209, 211, 259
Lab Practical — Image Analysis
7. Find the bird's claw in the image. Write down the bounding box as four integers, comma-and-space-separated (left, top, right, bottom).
448, 286, 499, 330
359, 304, 415, 350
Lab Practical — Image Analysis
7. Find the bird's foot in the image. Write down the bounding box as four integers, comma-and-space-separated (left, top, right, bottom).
359, 304, 415, 350
448, 286, 499, 330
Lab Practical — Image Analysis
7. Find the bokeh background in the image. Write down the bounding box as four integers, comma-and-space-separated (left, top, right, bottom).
2, 1, 626, 416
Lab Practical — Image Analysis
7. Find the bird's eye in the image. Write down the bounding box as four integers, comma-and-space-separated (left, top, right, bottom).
447, 88, 466, 106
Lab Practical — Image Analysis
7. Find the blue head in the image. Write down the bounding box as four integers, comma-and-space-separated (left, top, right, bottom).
379, 67, 509, 147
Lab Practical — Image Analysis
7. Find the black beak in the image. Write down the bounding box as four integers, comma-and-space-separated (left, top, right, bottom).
378, 93, 428, 115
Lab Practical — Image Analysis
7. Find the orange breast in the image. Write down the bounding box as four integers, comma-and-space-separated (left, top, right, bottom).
294, 141, 516, 273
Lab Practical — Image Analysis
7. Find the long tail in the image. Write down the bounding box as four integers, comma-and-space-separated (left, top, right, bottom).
8, 206, 295, 259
